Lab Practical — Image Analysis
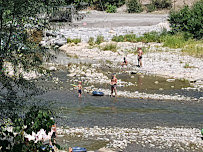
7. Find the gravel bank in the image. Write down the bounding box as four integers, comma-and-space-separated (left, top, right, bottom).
56, 126, 203, 152
59, 41, 203, 92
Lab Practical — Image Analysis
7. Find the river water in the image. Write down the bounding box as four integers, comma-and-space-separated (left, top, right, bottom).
30, 68, 203, 151
28, 49, 203, 151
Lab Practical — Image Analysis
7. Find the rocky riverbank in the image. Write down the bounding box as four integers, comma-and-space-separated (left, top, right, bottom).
58, 41, 203, 100
56, 126, 203, 152
41, 12, 203, 95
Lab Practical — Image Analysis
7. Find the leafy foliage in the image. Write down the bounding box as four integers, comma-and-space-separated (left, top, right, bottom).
66, 0, 125, 11
162, 33, 186, 48
146, 4, 156, 12
147, 0, 172, 12
95, 35, 104, 45
102, 43, 118, 52
105, 4, 117, 13
152, 0, 172, 9
112, 34, 137, 42
0, 107, 55, 152
168, 0, 203, 39
126, 0, 143, 13
88, 37, 95, 46
67, 38, 81, 44
112, 30, 202, 57
0, 0, 66, 98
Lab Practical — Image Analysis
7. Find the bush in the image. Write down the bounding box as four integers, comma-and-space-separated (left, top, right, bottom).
0, 107, 55, 152
112, 34, 137, 42
88, 37, 94, 46
106, 4, 117, 13
152, 0, 172, 9
162, 33, 186, 48
112, 35, 125, 42
146, 4, 156, 12
127, 0, 143, 13
102, 43, 118, 52
137, 31, 162, 42
123, 34, 137, 42
67, 38, 81, 44
80, 0, 125, 11
95, 35, 104, 44
168, 0, 203, 39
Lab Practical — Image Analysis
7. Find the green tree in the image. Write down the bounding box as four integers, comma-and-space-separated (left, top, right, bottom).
0, 0, 66, 99
126, 0, 143, 13
168, 0, 203, 39
0, 107, 55, 152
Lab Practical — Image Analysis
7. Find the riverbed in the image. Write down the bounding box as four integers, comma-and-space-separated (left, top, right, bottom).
31, 68, 203, 152
9, 11, 202, 152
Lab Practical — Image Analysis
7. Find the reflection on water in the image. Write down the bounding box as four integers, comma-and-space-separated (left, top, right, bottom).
137, 74, 143, 89
35, 88, 203, 129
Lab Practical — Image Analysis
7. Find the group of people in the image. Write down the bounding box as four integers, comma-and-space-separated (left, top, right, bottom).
48, 48, 143, 149
121, 47, 143, 67
112, 47, 143, 97
77, 47, 143, 97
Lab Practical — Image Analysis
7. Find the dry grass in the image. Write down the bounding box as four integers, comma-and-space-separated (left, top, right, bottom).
182, 40, 203, 58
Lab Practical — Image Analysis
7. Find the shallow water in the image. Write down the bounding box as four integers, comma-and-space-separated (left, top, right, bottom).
36, 88, 203, 128
34, 70, 203, 128
30, 69, 203, 151
34, 87, 203, 151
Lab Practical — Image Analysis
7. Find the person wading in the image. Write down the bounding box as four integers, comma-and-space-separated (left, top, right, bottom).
110, 74, 117, 97
137, 47, 143, 67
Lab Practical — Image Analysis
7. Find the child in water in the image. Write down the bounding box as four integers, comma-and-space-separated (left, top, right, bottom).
77, 81, 82, 97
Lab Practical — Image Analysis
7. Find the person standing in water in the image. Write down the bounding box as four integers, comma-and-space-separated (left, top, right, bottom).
137, 47, 143, 67
111, 74, 117, 97
77, 81, 82, 97
50, 123, 56, 147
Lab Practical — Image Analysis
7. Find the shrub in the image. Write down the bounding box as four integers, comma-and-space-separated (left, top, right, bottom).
102, 43, 118, 52
67, 38, 81, 44
168, 0, 203, 39
112, 35, 125, 42
112, 34, 137, 42
106, 4, 117, 13
146, 4, 156, 12
152, 0, 172, 9
127, 0, 143, 13
88, 37, 94, 46
0, 107, 55, 152
95, 35, 104, 44
67, 38, 72, 43
137, 31, 162, 42
123, 34, 137, 42
97, 0, 125, 10
162, 33, 186, 48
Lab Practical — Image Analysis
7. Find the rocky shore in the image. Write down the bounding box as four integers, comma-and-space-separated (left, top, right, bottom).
57, 41, 203, 102
41, 12, 203, 94
56, 126, 203, 152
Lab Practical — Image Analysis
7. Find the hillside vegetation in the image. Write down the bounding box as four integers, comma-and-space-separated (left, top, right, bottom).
67, 0, 199, 13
